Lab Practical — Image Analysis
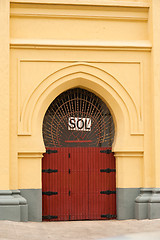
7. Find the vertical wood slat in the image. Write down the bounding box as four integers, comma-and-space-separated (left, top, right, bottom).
42, 147, 116, 221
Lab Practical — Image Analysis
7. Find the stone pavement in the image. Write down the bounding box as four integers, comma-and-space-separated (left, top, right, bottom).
102, 231, 160, 240
0, 219, 160, 240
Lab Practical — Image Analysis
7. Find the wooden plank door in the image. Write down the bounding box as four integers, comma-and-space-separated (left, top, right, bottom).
88, 147, 116, 220
42, 147, 116, 221
42, 147, 70, 221
68, 147, 89, 220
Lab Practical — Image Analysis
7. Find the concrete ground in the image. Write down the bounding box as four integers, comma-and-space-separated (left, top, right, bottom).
0, 219, 160, 240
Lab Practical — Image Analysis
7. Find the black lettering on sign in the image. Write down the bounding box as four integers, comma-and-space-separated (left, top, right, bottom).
69, 118, 75, 129
68, 117, 91, 131
77, 119, 84, 130
85, 118, 91, 131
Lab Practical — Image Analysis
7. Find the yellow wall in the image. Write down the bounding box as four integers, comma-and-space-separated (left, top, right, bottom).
0, 0, 156, 190
0, 0, 10, 190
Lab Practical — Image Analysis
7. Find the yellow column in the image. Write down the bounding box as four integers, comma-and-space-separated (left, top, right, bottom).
151, 0, 160, 187
0, 0, 10, 190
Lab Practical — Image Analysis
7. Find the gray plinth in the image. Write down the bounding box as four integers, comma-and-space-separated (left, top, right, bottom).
20, 189, 42, 222
116, 188, 140, 220
135, 188, 153, 220
0, 190, 28, 222
148, 188, 160, 219
12, 190, 28, 221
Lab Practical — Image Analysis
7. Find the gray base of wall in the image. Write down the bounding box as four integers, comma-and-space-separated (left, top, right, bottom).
135, 202, 148, 219
135, 188, 152, 220
148, 203, 160, 219
0, 190, 28, 222
116, 188, 140, 220
20, 188, 141, 221
135, 188, 160, 220
20, 189, 42, 222
148, 188, 160, 219
0, 189, 41, 222
0, 188, 140, 222
2, 188, 160, 222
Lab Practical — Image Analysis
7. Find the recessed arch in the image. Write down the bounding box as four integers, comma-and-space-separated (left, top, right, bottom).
18, 62, 141, 151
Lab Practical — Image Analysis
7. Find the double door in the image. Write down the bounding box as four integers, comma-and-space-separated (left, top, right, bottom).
42, 147, 116, 221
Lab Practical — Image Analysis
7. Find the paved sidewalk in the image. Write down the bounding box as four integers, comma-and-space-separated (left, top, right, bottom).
104, 231, 160, 240
0, 219, 160, 240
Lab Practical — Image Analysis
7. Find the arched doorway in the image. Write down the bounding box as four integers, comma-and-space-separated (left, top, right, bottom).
42, 88, 116, 221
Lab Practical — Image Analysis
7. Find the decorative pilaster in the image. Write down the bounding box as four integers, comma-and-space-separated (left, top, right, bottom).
135, 188, 152, 219
0, 190, 28, 221
148, 189, 160, 219
151, 1, 160, 187
0, 0, 10, 189
12, 190, 28, 221
135, 188, 160, 220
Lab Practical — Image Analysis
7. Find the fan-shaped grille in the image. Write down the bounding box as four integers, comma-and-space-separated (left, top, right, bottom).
43, 88, 114, 147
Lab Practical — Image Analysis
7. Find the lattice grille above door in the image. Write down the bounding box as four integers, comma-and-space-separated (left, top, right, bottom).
43, 88, 115, 147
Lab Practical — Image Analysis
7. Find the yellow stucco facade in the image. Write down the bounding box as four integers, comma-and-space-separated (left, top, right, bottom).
0, 0, 160, 221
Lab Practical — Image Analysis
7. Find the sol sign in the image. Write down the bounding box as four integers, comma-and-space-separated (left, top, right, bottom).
68, 117, 91, 131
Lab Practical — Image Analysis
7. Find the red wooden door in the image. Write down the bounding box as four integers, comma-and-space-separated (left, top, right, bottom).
42, 147, 116, 221
42, 148, 70, 221
69, 148, 89, 220
88, 147, 116, 220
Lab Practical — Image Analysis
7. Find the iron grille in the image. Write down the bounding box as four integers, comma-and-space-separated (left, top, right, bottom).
43, 88, 114, 147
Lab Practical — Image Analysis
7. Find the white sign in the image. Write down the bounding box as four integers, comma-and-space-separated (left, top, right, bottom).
68, 117, 91, 131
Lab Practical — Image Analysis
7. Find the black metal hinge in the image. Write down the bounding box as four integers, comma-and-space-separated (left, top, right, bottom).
100, 168, 116, 173
68, 169, 71, 174
68, 153, 70, 158
101, 214, 116, 219
42, 191, 58, 196
43, 215, 58, 220
100, 190, 116, 195
42, 169, 58, 173
69, 190, 71, 196
46, 149, 58, 154
100, 149, 112, 154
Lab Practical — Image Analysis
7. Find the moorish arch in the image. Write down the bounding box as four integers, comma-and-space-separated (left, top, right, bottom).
42, 87, 116, 221
19, 63, 140, 152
